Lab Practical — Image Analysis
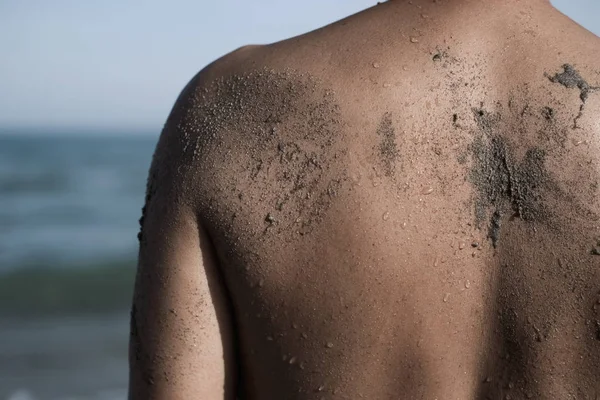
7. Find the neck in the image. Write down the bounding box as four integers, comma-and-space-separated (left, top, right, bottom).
386, 0, 551, 15
388, 0, 548, 4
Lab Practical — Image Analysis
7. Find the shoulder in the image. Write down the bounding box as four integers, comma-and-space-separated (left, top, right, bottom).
143, 46, 264, 206
171, 45, 266, 112
164, 36, 348, 148
151, 43, 347, 206
157, 43, 273, 158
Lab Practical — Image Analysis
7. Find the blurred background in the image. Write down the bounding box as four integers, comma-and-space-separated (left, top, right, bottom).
0, 1, 597, 399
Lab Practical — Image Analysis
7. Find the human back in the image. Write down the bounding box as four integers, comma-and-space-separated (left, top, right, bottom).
130, 1, 600, 399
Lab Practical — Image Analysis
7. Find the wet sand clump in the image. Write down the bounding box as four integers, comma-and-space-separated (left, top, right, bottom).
548, 64, 598, 103
469, 108, 551, 247
547, 64, 599, 128
137, 168, 158, 245
377, 112, 400, 178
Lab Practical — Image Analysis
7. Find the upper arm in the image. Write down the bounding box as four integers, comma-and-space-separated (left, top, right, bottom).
129, 112, 237, 399
128, 46, 268, 398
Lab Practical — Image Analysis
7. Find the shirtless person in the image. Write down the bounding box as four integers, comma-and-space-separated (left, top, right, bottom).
129, 0, 600, 398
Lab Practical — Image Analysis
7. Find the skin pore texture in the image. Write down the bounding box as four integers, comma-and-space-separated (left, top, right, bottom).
130, 0, 600, 399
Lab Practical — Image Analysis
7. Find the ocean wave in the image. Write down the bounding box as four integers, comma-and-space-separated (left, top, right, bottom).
0, 173, 69, 195
0, 260, 136, 317
5, 388, 126, 400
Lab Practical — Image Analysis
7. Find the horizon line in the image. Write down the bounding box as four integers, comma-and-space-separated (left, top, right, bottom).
0, 125, 162, 137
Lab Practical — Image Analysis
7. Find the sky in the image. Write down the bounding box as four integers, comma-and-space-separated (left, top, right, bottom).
0, 0, 598, 134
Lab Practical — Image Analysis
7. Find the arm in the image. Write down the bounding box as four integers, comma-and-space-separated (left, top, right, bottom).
129, 45, 261, 398
129, 131, 237, 399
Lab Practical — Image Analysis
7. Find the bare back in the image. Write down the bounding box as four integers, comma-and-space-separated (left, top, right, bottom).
131, 1, 600, 399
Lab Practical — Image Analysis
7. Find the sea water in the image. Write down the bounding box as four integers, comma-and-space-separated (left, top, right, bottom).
0, 133, 156, 400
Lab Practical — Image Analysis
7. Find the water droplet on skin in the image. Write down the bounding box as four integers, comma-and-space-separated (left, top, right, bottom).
301, 332, 308, 339
443, 293, 450, 303
402, 222, 408, 229
421, 186, 434, 195
258, 279, 265, 287
382, 212, 390, 221
459, 242, 466, 250
433, 257, 440, 267
465, 280, 471, 289
373, 62, 380, 69
485, 377, 492, 383
508, 382, 515, 389
410, 36, 419, 43
318, 385, 326, 392
402, 66, 408, 71
383, 83, 392, 88
573, 139, 584, 146
326, 342, 334, 348
292, 323, 298, 329
289, 356, 297, 364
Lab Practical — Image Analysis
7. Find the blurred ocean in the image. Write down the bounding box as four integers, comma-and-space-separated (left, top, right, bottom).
0, 134, 157, 400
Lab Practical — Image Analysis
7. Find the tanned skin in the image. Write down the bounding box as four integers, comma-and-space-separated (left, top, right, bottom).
130, 0, 600, 398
